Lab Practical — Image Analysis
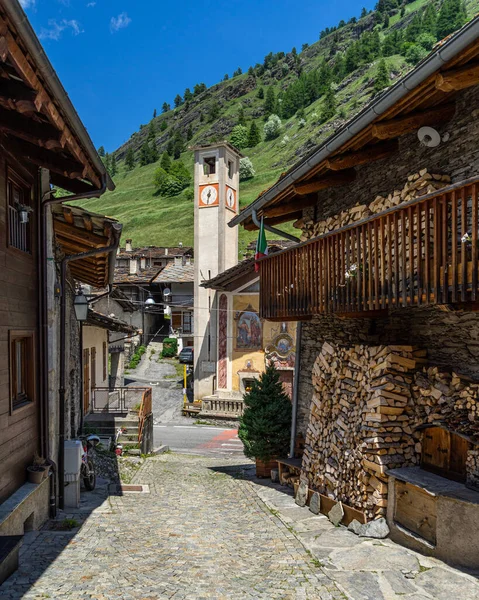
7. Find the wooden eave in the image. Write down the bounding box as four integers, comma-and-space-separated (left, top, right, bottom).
53, 205, 119, 288
0, 8, 103, 193
241, 34, 479, 231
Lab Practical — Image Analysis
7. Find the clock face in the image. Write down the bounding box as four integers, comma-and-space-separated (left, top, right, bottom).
226, 187, 236, 211
200, 185, 218, 207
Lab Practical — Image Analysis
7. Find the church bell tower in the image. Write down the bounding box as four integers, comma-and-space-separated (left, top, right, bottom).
193, 142, 242, 400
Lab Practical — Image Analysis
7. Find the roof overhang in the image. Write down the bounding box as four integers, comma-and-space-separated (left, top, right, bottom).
86, 309, 137, 334
0, 1, 113, 194
230, 17, 479, 231
202, 258, 256, 291
52, 204, 122, 287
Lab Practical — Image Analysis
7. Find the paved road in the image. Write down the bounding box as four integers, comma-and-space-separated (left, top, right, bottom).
155, 424, 246, 457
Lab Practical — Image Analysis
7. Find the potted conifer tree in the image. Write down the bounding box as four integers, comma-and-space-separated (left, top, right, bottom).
239, 364, 292, 478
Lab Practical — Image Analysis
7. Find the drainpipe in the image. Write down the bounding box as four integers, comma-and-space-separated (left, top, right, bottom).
40, 174, 110, 513
252, 209, 299, 244
58, 234, 121, 510
289, 322, 302, 459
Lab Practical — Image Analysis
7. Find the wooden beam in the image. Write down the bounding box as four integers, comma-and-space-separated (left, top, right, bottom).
7, 136, 84, 178
0, 78, 37, 103
0, 24, 101, 188
436, 62, 479, 92
264, 194, 319, 218
325, 140, 398, 171
53, 220, 108, 248
62, 207, 74, 224
372, 104, 455, 140
293, 170, 356, 196
0, 105, 60, 147
49, 172, 97, 195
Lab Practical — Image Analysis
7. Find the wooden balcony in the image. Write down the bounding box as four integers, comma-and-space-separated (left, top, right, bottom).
260, 178, 479, 320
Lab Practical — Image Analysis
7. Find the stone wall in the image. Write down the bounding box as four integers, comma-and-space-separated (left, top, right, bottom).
303, 85, 479, 225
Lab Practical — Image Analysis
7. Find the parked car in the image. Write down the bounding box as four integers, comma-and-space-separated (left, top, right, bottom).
178, 347, 194, 364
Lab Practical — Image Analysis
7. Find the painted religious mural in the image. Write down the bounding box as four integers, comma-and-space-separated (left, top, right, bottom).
235, 305, 262, 350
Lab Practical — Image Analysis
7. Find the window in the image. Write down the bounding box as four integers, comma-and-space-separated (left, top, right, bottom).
228, 160, 233, 179
9, 331, 35, 411
183, 311, 192, 333
203, 156, 216, 176
8, 173, 32, 254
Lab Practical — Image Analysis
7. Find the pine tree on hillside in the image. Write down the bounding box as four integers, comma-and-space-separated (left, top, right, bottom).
153, 108, 157, 119
162, 102, 170, 113
374, 59, 390, 93
110, 154, 117, 176
150, 143, 159, 163
186, 124, 193, 141
104, 152, 111, 172
174, 94, 183, 108
264, 87, 276, 118
125, 147, 135, 170
238, 106, 246, 126
238, 364, 292, 462
437, 0, 467, 39
160, 120, 168, 132
422, 3, 437, 36
148, 121, 156, 141
360, 6, 367, 18
97, 145, 105, 157
405, 13, 423, 42
184, 88, 193, 102
322, 86, 337, 122
140, 142, 153, 166
160, 151, 171, 172
247, 121, 261, 147
257, 87, 264, 99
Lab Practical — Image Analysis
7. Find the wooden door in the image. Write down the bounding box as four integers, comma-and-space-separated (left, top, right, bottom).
449, 434, 469, 482
83, 348, 90, 414
422, 427, 449, 472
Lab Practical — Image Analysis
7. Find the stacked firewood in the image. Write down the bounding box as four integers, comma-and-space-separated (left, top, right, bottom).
467, 451, 479, 489
301, 342, 422, 520
296, 170, 451, 242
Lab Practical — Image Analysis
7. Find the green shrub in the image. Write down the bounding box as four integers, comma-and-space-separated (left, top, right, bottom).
161, 337, 178, 358
263, 114, 282, 140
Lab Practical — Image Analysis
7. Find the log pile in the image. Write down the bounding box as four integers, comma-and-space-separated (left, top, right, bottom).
296, 170, 451, 242
301, 342, 479, 520
301, 342, 421, 520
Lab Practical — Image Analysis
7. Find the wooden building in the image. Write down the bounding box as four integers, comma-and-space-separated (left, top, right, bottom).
0, 0, 115, 576
231, 18, 479, 569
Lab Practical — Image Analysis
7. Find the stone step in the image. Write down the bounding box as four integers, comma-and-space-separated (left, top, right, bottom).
0, 535, 23, 585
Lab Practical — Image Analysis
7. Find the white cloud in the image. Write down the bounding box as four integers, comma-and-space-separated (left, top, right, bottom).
87, 1, 96, 6
39, 19, 83, 41
19, 0, 35, 9
110, 12, 131, 33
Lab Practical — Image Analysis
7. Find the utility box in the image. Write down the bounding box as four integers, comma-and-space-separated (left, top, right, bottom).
64, 440, 82, 508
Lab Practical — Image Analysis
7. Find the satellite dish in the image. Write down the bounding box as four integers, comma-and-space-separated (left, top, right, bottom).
418, 126, 441, 148
163, 287, 171, 298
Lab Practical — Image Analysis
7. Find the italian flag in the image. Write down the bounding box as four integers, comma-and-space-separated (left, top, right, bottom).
255, 217, 268, 272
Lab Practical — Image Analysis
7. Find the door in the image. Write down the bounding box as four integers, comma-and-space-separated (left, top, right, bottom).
91, 347, 96, 399
83, 348, 90, 414
422, 427, 470, 482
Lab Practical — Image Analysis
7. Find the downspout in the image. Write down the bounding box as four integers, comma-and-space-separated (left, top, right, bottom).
58, 231, 121, 510
41, 173, 109, 515
252, 209, 300, 243
289, 321, 302, 459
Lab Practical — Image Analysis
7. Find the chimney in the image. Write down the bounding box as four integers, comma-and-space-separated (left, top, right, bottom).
140, 256, 146, 270
129, 258, 138, 275
179, 242, 183, 248
175, 256, 182, 267
164, 248, 168, 256
125, 239, 133, 252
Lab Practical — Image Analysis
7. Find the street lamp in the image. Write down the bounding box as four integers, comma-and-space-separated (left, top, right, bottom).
145, 293, 156, 307
74, 288, 89, 322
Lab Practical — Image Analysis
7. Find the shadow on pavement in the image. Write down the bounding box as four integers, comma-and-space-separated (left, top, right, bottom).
0, 447, 120, 600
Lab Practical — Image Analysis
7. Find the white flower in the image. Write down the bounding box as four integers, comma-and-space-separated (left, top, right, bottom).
462, 233, 471, 243
350, 263, 358, 272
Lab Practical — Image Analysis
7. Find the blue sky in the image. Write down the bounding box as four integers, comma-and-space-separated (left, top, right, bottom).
21, 0, 375, 152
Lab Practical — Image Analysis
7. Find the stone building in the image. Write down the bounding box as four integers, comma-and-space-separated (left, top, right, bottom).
231, 19, 479, 569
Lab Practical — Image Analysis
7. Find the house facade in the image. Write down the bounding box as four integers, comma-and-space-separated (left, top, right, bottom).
0, 0, 116, 577
232, 20, 479, 569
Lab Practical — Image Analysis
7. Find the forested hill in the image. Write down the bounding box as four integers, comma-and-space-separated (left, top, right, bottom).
77, 0, 478, 255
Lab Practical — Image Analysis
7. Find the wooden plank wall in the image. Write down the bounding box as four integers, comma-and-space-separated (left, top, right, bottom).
0, 149, 41, 503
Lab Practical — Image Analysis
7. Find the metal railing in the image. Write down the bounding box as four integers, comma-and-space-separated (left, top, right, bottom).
91, 386, 151, 413
260, 179, 479, 319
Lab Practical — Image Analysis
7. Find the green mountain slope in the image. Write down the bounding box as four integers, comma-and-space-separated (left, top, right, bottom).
76, 0, 479, 256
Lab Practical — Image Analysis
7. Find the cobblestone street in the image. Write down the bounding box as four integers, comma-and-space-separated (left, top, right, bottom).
2, 454, 479, 600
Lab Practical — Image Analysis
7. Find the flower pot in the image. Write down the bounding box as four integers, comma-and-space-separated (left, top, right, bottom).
255, 458, 277, 479
42, 464, 51, 480
27, 466, 46, 484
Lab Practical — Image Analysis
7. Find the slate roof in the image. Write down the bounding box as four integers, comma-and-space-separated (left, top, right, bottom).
153, 261, 195, 284
117, 246, 193, 260
85, 309, 137, 334
114, 266, 163, 285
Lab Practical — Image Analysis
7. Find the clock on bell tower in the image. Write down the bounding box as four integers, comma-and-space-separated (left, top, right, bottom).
192, 142, 242, 400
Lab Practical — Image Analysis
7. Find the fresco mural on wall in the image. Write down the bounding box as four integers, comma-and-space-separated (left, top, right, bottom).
218, 294, 228, 388
265, 322, 296, 369
235, 305, 262, 350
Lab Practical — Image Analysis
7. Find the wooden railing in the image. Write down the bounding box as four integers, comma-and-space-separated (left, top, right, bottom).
260, 179, 479, 319
138, 387, 152, 443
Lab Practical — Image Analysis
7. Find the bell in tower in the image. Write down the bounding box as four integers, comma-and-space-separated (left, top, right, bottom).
192, 142, 242, 400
